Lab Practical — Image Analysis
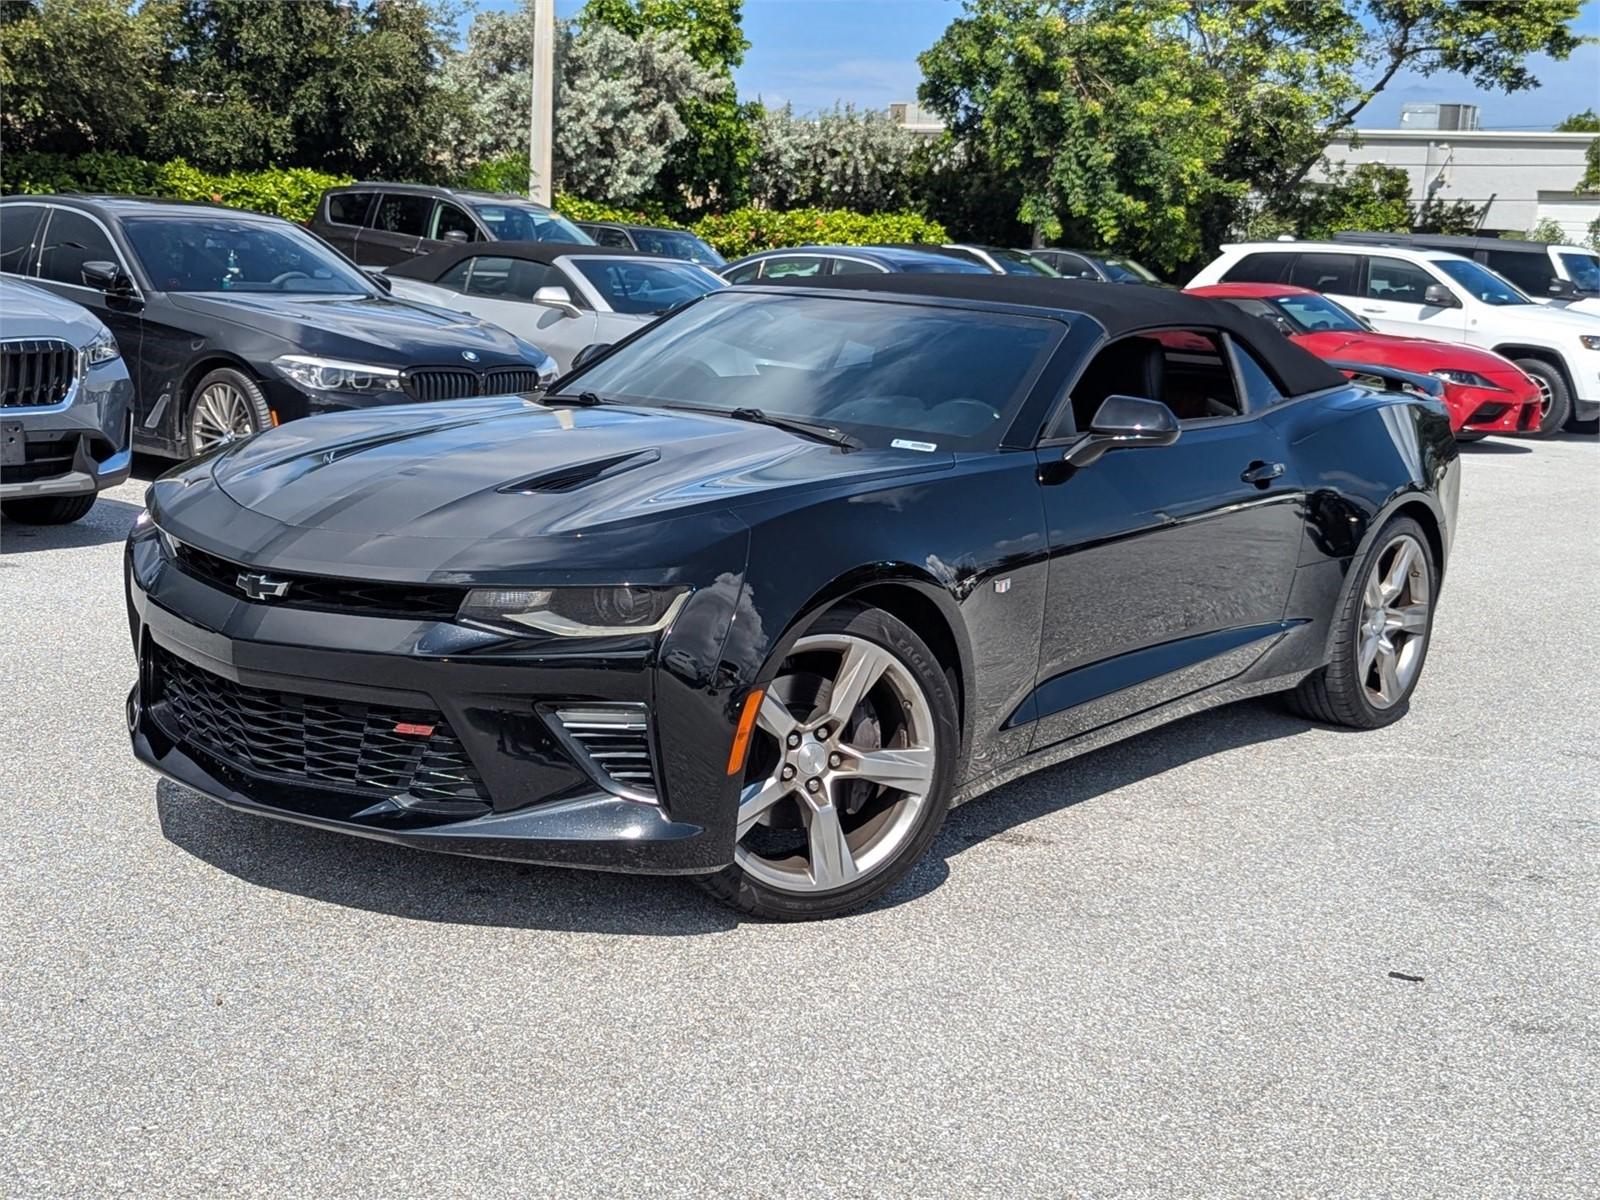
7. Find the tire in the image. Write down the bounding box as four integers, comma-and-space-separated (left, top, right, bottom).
1514, 358, 1571, 439
1284, 515, 1437, 730
186, 367, 272, 459
1, 493, 96, 525
695, 603, 960, 920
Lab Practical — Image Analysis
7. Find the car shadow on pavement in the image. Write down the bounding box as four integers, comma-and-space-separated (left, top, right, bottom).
1457, 440, 1532, 455
0, 495, 145, 552
156, 697, 1330, 932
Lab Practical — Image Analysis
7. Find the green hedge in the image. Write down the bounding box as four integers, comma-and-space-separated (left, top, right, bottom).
1, 152, 350, 224
554, 194, 689, 229
691, 207, 947, 257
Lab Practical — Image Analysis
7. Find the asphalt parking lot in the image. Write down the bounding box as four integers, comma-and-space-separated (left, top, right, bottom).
2, 435, 1595, 1198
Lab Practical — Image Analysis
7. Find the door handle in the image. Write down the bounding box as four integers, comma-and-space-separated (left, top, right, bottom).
1359, 306, 1383, 314
1241, 460, 1285, 485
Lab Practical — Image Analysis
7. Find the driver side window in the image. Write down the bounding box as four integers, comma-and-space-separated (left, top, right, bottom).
1052, 329, 1244, 437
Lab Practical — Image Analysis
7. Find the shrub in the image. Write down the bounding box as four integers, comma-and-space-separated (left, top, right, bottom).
556, 193, 688, 228
691, 208, 947, 257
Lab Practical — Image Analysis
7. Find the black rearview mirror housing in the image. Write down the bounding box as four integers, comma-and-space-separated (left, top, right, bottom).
1064, 395, 1181, 468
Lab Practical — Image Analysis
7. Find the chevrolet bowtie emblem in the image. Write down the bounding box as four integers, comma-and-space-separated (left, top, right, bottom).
236, 571, 292, 601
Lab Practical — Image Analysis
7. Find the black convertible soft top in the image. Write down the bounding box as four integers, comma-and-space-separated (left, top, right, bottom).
385, 241, 664, 284
779, 273, 1347, 398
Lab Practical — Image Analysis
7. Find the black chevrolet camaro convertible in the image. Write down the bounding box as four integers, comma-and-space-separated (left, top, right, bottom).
126, 276, 1459, 919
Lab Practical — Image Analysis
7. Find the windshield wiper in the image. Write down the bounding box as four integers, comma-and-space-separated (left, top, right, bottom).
543, 390, 608, 407
661, 403, 861, 450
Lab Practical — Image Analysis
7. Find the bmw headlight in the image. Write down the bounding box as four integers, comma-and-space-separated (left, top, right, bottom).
458, 586, 688, 637
83, 327, 120, 368
1429, 368, 1503, 390
1579, 334, 1600, 351
535, 355, 558, 389
272, 354, 404, 394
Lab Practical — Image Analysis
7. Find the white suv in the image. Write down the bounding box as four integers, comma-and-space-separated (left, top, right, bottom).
1189, 241, 1600, 433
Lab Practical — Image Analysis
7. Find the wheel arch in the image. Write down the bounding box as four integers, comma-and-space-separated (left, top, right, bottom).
178, 353, 266, 428
1490, 344, 1574, 395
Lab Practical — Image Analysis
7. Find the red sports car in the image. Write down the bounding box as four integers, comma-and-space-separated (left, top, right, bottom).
1186, 283, 1541, 437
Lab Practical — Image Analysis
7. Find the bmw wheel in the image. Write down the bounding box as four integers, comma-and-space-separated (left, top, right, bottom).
187, 367, 272, 458
697, 604, 959, 920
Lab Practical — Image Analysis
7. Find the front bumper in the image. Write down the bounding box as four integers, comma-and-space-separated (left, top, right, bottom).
1, 363, 133, 499
125, 528, 746, 874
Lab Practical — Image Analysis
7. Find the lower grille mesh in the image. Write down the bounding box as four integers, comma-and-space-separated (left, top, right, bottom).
153, 646, 489, 806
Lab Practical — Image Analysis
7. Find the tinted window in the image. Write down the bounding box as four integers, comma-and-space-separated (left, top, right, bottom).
562, 292, 1064, 451
122, 217, 371, 294
1482, 249, 1551, 293
0, 204, 45, 274
326, 192, 373, 226
436, 260, 471, 291
459, 255, 562, 300
987, 248, 1061, 276
571, 258, 724, 315
469, 203, 591, 244
589, 226, 634, 248
830, 258, 886, 275
1287, 253, 1359, 294
1433, 258, 1529, 306
724, 260, 763, 284
898, 255, 990, 275
37, 210, 120, 287
431, 202, 476, 241
1063, 329, 1241, 434
1364, 256, 1436, 303
1272, 292, 1366, 332
630, 228, 724, 265
1558, 251, 1600, 292
1221, 252, 1292, 284
760, 255, 825, 279
1231, 339, 1286, 411
1045, 251, 1098, 279
373, 194, 432, 237
1095, 256, 1160, 284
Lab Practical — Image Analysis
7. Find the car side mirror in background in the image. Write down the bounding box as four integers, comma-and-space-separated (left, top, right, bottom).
362, 268, 392, 292
533, 285, 580, 318
1063, 395, 1181, 468
81, 260, 133, 295
571, 342, 612, 370
1547, 278, 1579, 299
442, 229, 470, 245
1421, 283, 1460, 309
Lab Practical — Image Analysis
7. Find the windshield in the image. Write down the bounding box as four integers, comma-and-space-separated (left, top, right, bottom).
899, 255, 990, 275
470, 203, 592, 244
561, 292, 1063, 450
123, 217, 372, 294
629, 228, 725, 266
986, 248, 1061, 277
1558, 252, 1600, 293
1432, 258, 1531, 306
571, 257, 725, 315
1272, 292, 1367, 333
1094, 256, 1160, 284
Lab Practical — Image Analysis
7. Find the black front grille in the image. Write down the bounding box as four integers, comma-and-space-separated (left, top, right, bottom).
2, 339, 77, 408
1467, 402, 1509, 424
484, 367, 543, 394
153, 646, 489, 806
406, 368, 480, 403
171, 540, 465, 621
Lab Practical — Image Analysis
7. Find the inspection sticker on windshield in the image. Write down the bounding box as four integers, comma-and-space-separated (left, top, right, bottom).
891, 438, 938, 452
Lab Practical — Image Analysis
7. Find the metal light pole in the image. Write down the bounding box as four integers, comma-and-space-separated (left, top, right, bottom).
527, 0, 554, 204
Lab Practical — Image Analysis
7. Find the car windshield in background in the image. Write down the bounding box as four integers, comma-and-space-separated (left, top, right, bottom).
470, 203, 591, 244
572, 257, 725, 315
1272, 292, 1366, 333
987, 249, 1061, 277
899, 256, 990, 275
122, 218, 372, 294
1558, 252, 1600, 292
630, 228, 725, 266
1432, 258, 1531, 306
563, 292, 1063, 450
1095, 256, 1159, 284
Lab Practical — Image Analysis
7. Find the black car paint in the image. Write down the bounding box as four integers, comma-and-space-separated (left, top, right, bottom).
1, 198, 549, 458
125, 288, 1459, 874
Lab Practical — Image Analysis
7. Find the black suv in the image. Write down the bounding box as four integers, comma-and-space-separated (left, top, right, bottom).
1332, 231, 1600, 300
0, 196, 556, 459
314, 183, 593, 267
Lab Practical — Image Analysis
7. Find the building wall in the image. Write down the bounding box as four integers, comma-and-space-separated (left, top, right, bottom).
1318, 129, 1597, 241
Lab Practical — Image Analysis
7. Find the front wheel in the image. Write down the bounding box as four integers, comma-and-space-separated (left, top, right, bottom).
1515, 359, 1571, 438
186, 367, 271, 458
695, 604, 959, 920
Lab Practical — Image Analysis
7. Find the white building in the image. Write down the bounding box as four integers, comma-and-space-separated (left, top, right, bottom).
1318, 126, 1598, 241
888, 102, 946, 142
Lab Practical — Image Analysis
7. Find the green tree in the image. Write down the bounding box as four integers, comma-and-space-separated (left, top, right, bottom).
749, 103, 922, 213
0, 0, 169, 156
579, 0, 756, 212
1555, 109, 1600, 132
1559, 110, 1600, 194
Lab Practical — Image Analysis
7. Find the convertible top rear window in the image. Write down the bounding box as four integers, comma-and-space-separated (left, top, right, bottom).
564, 292, 1064, 450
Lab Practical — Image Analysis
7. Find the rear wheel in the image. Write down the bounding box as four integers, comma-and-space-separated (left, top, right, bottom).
187, 367, 271, 458
1, 493, 96, 524
1285, 515, 1436, 729
695, 604, 958, 920
1515, 358, 1570, 438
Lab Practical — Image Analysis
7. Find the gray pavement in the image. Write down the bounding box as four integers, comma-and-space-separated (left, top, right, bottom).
2, 435, 1596, 1198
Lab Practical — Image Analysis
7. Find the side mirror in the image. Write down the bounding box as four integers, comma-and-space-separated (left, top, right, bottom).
81, 260, 132, 294
442, 229, 470, 245
1421, 282, 1460, 309
1064, 395, 1181, 468
1547, 278, 1579, 299
571, 342, 612, 370
362, 267, 392, 292
533, 285, 580, 318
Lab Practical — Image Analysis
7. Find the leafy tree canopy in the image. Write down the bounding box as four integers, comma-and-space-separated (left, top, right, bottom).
749, 103, 922, 213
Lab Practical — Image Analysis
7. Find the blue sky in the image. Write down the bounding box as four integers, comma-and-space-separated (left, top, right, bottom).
505, 0, 1600, 127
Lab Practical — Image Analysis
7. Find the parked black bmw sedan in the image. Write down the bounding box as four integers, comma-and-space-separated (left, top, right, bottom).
126, 276, 1459, 919
0, 196, 556, 459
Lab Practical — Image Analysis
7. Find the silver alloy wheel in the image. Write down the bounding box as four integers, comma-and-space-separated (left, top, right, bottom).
1357, 533, 1431, 710
1534, 374, 1553, 419
734, 632, 937, 894
190, 382, 256, 454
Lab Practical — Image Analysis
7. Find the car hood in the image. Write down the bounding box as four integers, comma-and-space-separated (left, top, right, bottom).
165, 292, 539, 366
1292, 330, 1524, 375
177, 397, 949, 572
1489, 300, 1600, 332
0, 278, 108, 341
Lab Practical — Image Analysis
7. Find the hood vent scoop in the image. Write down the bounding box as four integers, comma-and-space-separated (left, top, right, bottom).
499, 448, 661, 494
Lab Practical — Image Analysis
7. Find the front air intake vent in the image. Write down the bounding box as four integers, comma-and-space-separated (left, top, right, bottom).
549, 703, 659, 802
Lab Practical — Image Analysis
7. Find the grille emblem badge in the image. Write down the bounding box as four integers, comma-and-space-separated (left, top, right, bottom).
460, 350, 480, 363
236, 571, 292, 601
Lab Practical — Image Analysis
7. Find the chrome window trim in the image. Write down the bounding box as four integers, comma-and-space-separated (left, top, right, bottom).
23, 203, 146, 300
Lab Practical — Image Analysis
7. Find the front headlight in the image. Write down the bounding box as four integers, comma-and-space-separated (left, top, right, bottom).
1429, 368, 1503, 390
83, 327, 120, 368
271, 354, 404, 394
458, 585, 688, 637
1579, 334, 1600, 351
535, 355, 558, 389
